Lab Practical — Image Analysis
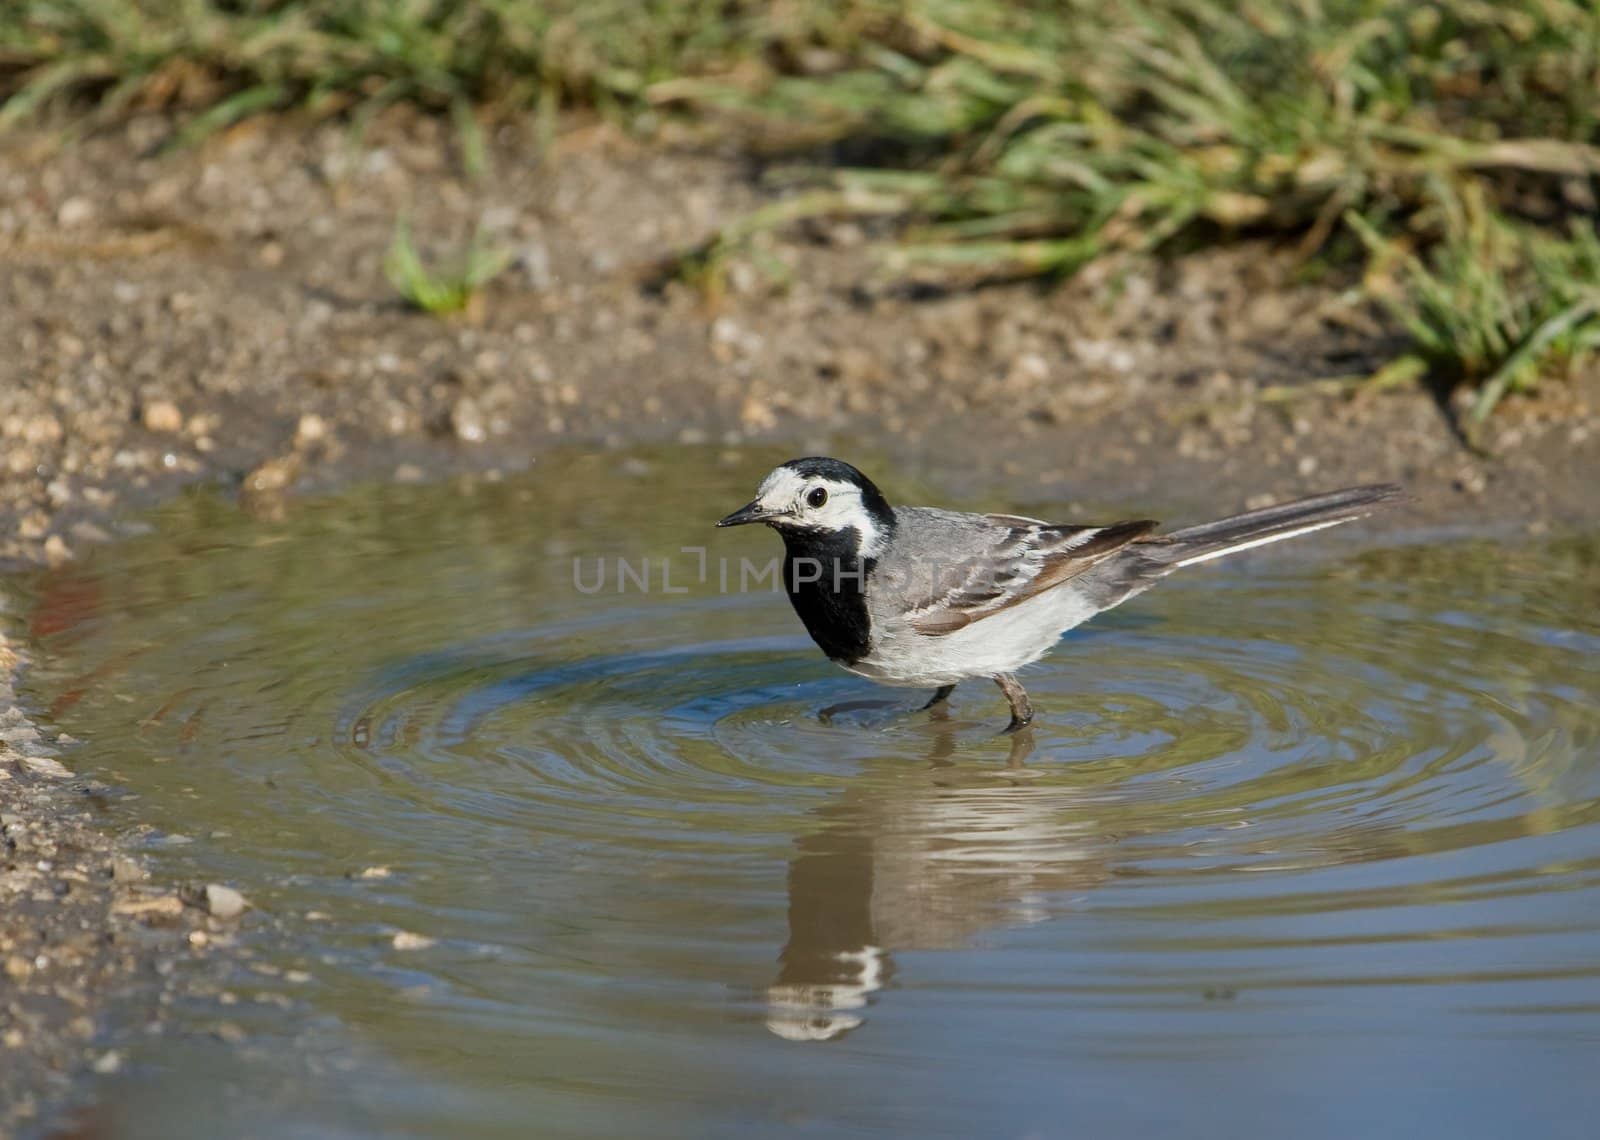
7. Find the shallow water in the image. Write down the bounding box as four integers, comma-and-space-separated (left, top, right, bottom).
18, 449, 1600, 1139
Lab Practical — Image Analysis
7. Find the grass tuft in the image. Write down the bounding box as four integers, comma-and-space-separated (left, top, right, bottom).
383, 219, 513, 320
1351, 197, 1600, 434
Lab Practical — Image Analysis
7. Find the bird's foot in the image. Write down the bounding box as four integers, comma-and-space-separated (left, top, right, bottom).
1000, 711, 1033, 735
993, 673, 1035, 735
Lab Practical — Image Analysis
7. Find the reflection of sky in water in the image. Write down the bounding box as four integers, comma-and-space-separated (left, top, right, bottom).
15, 450, 1600, 1140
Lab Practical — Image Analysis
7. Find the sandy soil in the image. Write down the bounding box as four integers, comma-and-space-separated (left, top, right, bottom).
1, 108, 1597, 1134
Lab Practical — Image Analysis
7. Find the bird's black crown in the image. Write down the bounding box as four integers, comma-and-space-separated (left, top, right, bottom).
780, 457, 896, 529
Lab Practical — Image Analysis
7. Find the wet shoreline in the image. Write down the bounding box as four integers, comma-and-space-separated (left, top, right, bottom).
0, 618, 200, 1137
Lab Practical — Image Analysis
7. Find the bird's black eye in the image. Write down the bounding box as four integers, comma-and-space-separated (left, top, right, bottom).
806, 487, 828, 509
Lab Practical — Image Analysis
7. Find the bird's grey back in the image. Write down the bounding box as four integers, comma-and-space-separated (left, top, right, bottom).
868, 506, 1039, 617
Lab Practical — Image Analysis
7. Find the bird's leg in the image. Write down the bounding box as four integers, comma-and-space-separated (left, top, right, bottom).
993, 673, 1034, 734
920, 684, 956, 712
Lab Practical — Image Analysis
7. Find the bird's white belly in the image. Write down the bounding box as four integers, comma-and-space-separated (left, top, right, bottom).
846, 588, 1101, 687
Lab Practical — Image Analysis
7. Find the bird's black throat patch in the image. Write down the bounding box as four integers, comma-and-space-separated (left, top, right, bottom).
779, 526, 875, 664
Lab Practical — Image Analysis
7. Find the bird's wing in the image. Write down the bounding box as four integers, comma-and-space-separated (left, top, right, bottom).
900, 516, 1158, 635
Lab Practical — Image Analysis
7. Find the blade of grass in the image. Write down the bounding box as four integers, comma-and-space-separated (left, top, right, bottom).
1468, 297, 1600, 428
451, 94, 492, 181
168, 83, 289, 150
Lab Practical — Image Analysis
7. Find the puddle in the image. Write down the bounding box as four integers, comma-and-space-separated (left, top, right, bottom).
16, 449, 1600, 1138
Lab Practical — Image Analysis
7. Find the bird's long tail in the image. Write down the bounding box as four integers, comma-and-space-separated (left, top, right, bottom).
1153, 483, 1407, 568
1082, 483, 1406, 614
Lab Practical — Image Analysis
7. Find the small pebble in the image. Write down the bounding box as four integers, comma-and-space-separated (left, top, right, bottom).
56, 196, 94, 227
140, 400, 184, 434
203, 883, 249, 919
111, 894, 184, 919
294, 412, 329, 448
21, 754, 72, 778
391, 931, 436, 952
111, 856, 149, 883
450, 397, 487, 443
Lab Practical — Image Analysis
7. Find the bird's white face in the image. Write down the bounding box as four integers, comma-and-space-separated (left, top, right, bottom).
748, 467, 889, 556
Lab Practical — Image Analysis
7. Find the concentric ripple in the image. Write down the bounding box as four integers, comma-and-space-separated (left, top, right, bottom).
16, 465, 1600, 1140
336, 633, 898, 843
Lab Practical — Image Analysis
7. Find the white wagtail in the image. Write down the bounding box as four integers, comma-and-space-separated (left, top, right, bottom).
717, 457, 1404, 732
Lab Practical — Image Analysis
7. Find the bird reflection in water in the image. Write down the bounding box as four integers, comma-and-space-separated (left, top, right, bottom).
766, 726, 1115, 1041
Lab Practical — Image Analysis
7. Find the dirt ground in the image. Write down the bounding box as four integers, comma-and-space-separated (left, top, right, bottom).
3, 109, 1598, 566
2, 108, 1597, 1134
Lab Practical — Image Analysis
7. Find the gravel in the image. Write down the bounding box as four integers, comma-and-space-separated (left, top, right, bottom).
0, 617, 222, 1137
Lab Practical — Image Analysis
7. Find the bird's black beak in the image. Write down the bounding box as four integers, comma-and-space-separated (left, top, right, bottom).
716, 500, 788, 527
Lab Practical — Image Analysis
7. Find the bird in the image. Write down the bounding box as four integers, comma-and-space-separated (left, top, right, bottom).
716, 457, 1404, 732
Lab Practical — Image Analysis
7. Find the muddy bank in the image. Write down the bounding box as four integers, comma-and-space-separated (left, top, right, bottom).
1, 109, 1598, 1133
2, 110, 1597, 572
0, 619, 244, 1139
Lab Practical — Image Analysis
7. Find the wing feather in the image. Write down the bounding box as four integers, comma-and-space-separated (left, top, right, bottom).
904, 517, 1157, 635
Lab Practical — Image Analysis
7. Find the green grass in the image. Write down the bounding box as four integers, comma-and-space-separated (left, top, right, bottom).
383, 218, 512, 318
665, 0, 1600, 412
1351, 191, 1600, 432
5, 1, 1600, 414
0, 1, 860, 130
